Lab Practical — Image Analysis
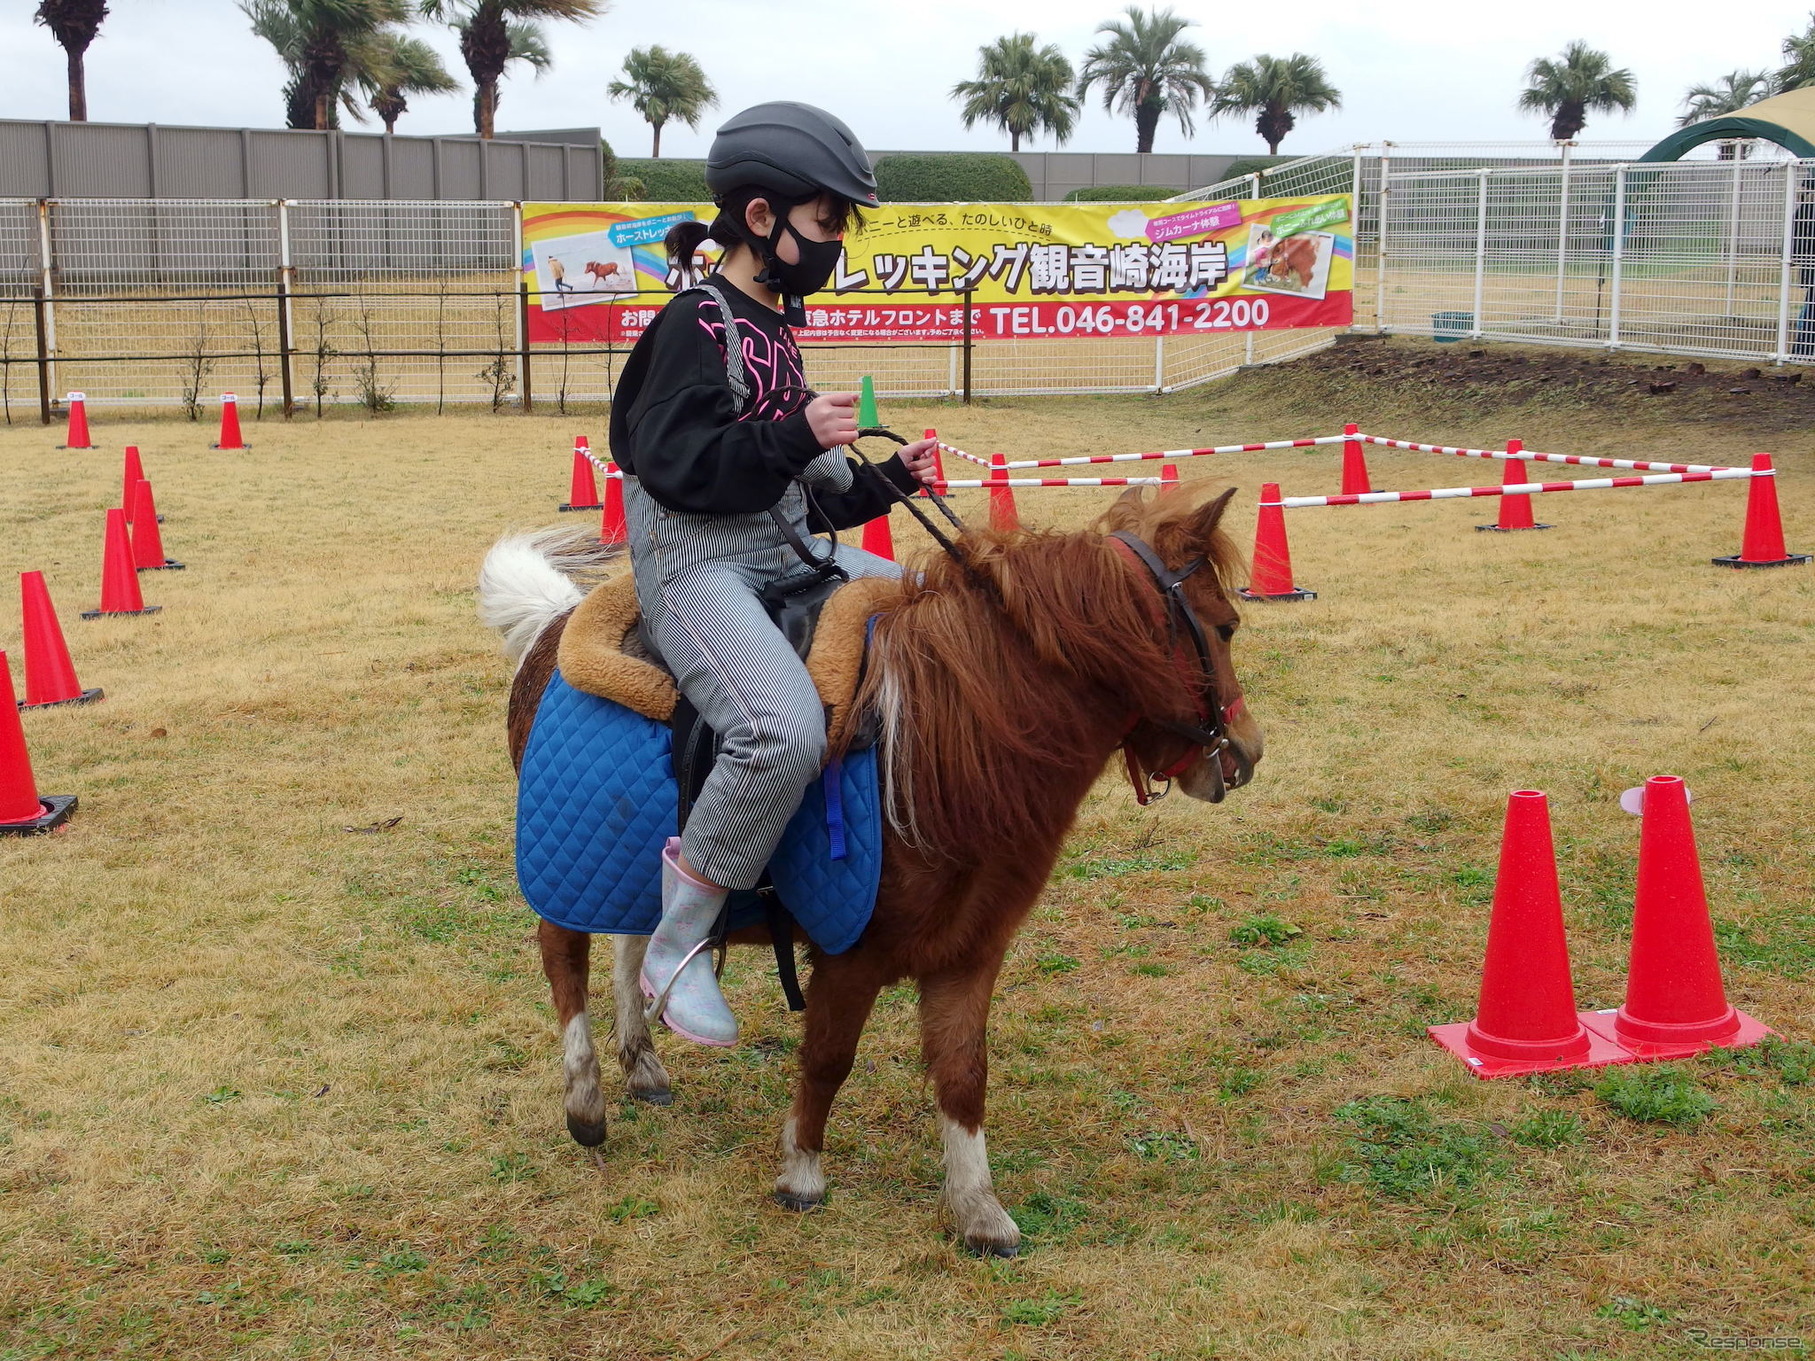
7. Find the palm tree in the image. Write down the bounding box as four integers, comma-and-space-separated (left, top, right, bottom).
1679, 69, 1773, 158
1517, 41, 1637, 142
420, 0, 605, 140
951, 33, 1080, 153
359, 33, 461, 133
33, 0, 109, 122
607, 46, 716, 157
1076, 5, 1215, 154
241, 0, 410, 131
1212, 52, 1341, 155
1779, 16, 1815, 91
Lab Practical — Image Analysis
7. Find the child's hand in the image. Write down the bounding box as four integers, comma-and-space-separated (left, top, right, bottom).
897, 437, 940, 486
806, 392, 859, 448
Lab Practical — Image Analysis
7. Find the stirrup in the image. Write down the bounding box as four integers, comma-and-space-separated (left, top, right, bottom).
641, 935, 727, 1027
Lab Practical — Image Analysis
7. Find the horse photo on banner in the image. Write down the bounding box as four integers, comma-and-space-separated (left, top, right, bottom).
521, 196, 1354, 346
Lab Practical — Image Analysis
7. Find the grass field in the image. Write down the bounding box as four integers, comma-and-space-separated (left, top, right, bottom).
1, 340, 1812, 1359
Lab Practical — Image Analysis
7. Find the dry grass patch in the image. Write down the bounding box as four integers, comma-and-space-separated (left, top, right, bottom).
1, 343, 1812, 1358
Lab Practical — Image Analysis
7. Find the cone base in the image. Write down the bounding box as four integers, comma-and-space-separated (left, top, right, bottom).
57, 444, 99, 451
1710, 552, 1810, 569
135, 559, 185, 572
1429, 1013, 1633, 1079
1238, 587, 1317, 603
1475, 522, 1554, 532
0, 793, 77, 837
18, 687, 104, 712
80, 606, 162, 619
1589, 1006, 1774, 1059
557, 503, 604, 513
210, 443, 250, 450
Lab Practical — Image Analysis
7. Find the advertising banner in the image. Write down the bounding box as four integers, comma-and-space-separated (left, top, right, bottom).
522, 195, 1352, 345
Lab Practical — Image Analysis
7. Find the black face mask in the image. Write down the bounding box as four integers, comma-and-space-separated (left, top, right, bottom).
753, 218, 844, 325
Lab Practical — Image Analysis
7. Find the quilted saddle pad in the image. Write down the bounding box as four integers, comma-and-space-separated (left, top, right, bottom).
515, 670, 882, 955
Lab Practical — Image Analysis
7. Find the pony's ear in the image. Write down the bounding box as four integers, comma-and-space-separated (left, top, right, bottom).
1186, 487, 1239, 546
1102, 486, 1150, 532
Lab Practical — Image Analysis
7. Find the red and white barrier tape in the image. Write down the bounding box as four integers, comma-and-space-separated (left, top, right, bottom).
935, 441, 994, 467
1275, 467, 1766, 508
1355, 433, 1738, 476
938, 435, 1342, 471
943, 476, 1165, 488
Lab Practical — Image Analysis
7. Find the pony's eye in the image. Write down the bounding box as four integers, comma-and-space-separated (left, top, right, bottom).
1216, 623, 1236, 642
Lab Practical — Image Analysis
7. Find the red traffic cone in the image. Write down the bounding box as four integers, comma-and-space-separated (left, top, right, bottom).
81, 510, 160, 618
1239, 484, 1315, 602
129, 480, 183, 571
600, 462, 628, 546
559, 436, 603, 512
924, 428, 946, 496
18, 572, 102, 709
213, 392, 248, 450
121, 445, 146, 519
1584, 776, 1773, 1059
1712, 454, 1809, 568
1429, 791, 1628, 1077
861, 515, 895, 562
1477, 440, 1552, 532
58, 392, 96, 450
988, 452, 1019, 532
0, 653, 78, 834
1159, 463, 1180, 496
1340, 422, 1372, 496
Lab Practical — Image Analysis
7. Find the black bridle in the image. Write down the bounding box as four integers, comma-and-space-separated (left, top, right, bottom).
1106, 530, 1251, 805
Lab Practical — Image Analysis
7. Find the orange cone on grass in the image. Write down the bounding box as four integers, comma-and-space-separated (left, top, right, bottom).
1581, 776, 1773, 1059
213, 392, 247, 450
1477, 439, 1551, 532
129, 480, 183, 571
988, 452, 1019, 532
121, 445, 146, 519
81, 510, 160, 618
600, 462, 627, 545
559, 436, 602, 512
861, 514, 895, 562
1429, 791, 1628, 1077
18, 573, 102, 709
59, 392, 96, 450
1339, 422, 1372, 496
1712, 454, 1809, 568
0, 653, 78, 834
1238, 484, 1315, 602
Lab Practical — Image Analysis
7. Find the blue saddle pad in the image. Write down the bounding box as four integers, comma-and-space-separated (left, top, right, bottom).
515, 670, 882, 955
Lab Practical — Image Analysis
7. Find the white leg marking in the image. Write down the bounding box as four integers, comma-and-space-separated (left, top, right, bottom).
940, 1115, 1020, 1255
774, 1115, 827, 1206
563, 1012, 606, 1131
612, 935, 671, 1098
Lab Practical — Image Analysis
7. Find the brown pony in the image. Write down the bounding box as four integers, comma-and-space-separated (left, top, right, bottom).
478, 486, 1264, 1256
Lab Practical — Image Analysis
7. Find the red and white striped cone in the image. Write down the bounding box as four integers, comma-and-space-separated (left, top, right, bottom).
861, 515, 895, 562
559, 436, 602, 512
1339, 422, 1372, 496
600, 462, 628, 546
1239, 483, 1316, 602
988, 452, 1020, 532
58, 393, 96, 450
1477, 440, 1552, 532
129, 480, 183, 571
18, 572, 102, 709
213, 393, 248, 450
81, 510, 160, 618
0, 653, 79, 835
1712, 454, 1809, 568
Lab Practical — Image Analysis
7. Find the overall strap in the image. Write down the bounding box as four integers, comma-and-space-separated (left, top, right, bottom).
689, 282, 752, 415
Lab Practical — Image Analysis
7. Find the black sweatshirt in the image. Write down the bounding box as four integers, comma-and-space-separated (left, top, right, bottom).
607, 275, 916, 530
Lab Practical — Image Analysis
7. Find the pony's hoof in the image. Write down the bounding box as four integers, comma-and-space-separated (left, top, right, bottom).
772, 1189, 824, 1213
631, 1088, 673, 1107
963, 1235, 1020, 1259
565, 1113, 607, 1148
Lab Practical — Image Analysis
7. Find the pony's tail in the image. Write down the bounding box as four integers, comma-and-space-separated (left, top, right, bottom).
477, 526, 623, 667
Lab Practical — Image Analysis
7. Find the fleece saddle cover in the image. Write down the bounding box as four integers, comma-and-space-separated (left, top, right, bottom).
515, 670, 882, 954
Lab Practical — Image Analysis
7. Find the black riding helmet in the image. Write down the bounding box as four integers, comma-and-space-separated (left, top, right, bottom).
705, 101, 879, 209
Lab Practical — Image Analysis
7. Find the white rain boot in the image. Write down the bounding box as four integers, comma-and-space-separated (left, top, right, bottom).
639, 838, 739, 1047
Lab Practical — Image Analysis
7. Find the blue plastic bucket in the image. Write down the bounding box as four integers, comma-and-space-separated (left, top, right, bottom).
1432, 311, 1473, 343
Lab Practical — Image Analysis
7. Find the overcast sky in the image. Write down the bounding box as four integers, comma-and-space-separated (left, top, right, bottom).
2, 0, 1810, 158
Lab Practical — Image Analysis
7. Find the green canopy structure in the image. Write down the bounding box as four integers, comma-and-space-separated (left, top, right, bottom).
1640, 85, 1815, 161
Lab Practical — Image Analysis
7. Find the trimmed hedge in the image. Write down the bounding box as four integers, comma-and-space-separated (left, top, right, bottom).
1220, 156, 1292, 186
874, 153, 1031, 203
619, 158, 710, 202
1063, 185, 1177, 203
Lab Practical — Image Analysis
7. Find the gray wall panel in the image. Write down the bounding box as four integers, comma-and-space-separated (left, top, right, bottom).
0, 124, 52, 197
